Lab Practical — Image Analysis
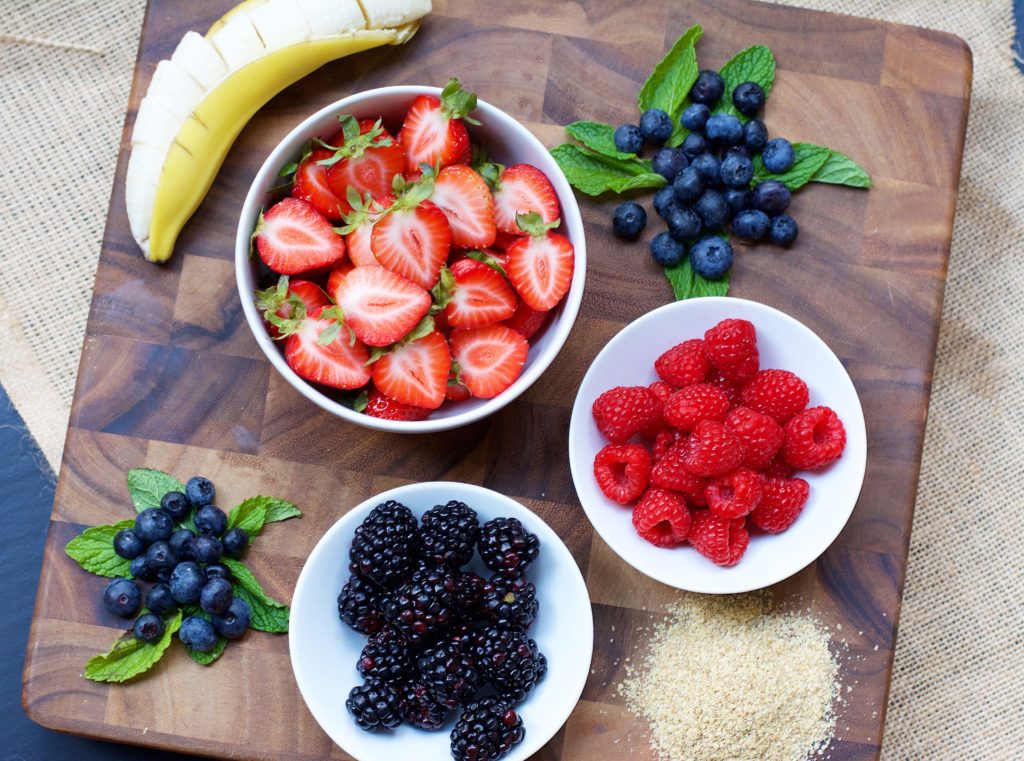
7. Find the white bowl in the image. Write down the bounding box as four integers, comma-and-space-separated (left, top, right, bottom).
568, 297, 867, 594
235, 86, 586, 433
289, 481, 594, 760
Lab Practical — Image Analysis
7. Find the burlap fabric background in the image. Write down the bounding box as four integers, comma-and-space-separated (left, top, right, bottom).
1, 1, 1020, 757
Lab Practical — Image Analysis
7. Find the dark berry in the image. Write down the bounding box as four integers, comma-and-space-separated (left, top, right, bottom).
194, 505, 227, 537
651, 146, 687, 182
168, 528, 195, 560
190, 535, 223, 564
689, 69, 725, 104
769, 214, 799, 246
666, 206, 702, 242
402, 682, 450, 731
732, 81, 766, 116
156, 567, 173, 584
719, 153, 754, 188
672, 166, 704, 203
690, 153, 721, 183
723, 144, 752, 160
478, 518, 540, 580
453, 571, 486, 615
221, 527, 248, 558
133, 612, 165, 643
185, 476, 215, 506
179, 615, 218, 652
724, 188, 751, 215
473, 627, 547, 703
134, 508, 173, 545
481, 575, 538, 631
199, 577, 233, 616
359, 625, 415, 684
732, 209, 771, 241
169, 560, 206, 604
346, 679, 405, 732
689, 235, 734, 279
420, 501, 480, 568
695, 189, 729, 230
204, 562, 232, 581
102, 577, 141, 617
650, 232, 685, 267
613, 124, 644, 154
418, 639, 482, 707
129, 554, 155, 582
705, 113, 743, 146
762, 138, 795, 174
349, 500, 421, 588
450, 697, 524, 761
751, 180, 791, 216
383, 564, 456, 644
338, 575, 386, 634
145, 582, 176, 616
113, 529, 145, 560
212, 597, 250, 639
160, 490, 191, 522
743, 119, 768, 151
145, 540, 177, 572
611, 202, 647, 239
639, 108, 673, 145
653, 186, 678, 218
680, 103, 710, 131
681, 131, 707, 159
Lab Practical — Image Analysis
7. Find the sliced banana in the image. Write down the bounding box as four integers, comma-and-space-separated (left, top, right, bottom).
209, 12, 267, 70
250, 0, 313, 49
357, 0, 431, 29
296, 0, 367, 36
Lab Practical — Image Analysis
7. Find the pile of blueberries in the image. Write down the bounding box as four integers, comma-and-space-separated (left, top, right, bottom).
610, 70, 800, 279
102, 476, 252, 652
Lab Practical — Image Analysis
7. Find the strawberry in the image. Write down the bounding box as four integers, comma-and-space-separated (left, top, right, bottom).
254, 198, 346, 275
444, 259, 517, 329
363, 388, 431, 421
332, 265, 431, 347
398, 78, 477, 174
430, 165, 496, 248
492, 229, 524, 252
492, 164, 560, 235
339, 192, 392, 268
292, 147, 347, 221
503, 301, 549, 340
255, 276, 332, 338
448, 324, 528, 399
505, 212, 575, 312
323, 116, 406, 207
280, 306, 371, 390
371, 330, 451, 410
446, 380, 471, 401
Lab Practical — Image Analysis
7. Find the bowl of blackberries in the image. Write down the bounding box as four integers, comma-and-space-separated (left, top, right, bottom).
610, 70, 800, 278
289, 481, 593, 761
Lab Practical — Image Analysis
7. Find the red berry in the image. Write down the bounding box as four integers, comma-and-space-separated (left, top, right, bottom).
593, 444, 651, 504
762, 452, 796, 479
749, 477, 810, 533
663, 384, 730, 432
682, 420, 745, 477
688, 511, 749, 567
650, 442, 708, 506
740, 369, 809, 424
707, 367, 744, 408
705, 468, 764, 520
632, 488, 691, 548
654, 339, 709, 387
704, 318, 759, 384
724, 406, 784, 470
652, 429, 684, 462
592, 386, 663, 444
783, 406, 846, 470
649, 381, 675, 403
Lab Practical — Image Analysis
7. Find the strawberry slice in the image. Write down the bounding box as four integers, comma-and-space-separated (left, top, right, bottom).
444, 259, 516, 330
446, 381, 471, 401
292, 147, 347, 221
326, 262, 354, 302
492, 164, 560, 235
255, 276, 332, 338
339, 193, 392, 267
332, 265, 431, 347
323, 116, 406, 207
503, 301, 549, 340
505, 212, 575, 312
254, 198, 346, 275
430, 165, 496, 248
372, 330, 451, 410
398, 78, 477, 174
492, 230, 524, 252
282, 306, 371, 390
372, 185, 451, 289
449, 324, 528, 399
363, 388, 431, 421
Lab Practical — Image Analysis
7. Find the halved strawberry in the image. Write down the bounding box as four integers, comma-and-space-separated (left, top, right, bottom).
254, 198, 346, 275
449, 324, 528, 399
255, 276, 332, 338
398, 78, 477, 174
492, 230, 523, 252
292, 147, 347, 221
492, 164, 560, 235
371, 330, 451, 410
503, 301, 549, 340
283, 306, 371, 390
363, 388, 431, 421
446, 380, 471, 401
430, 165, 496, 248
339, 193, 392, 267
505, 212, 575, 311
372, 199, 451, 290
444, 259, 516, 330
326, 262, 354, 302
332, 265, 431, 347
323, 116, 406, 207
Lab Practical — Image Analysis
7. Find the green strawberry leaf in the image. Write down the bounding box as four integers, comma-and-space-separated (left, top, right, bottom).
638, 25, 704, 146
752, 142, 832, 190
429, 266, 456, 314
466, 250, 508, 277
550, 144, 665, 197
84, 609, 182, 683
65, 520, 135, 578
717, 45, 776, 121
811, 149, 873, 188
126, 468, 184, 513
564, 121, 638, 161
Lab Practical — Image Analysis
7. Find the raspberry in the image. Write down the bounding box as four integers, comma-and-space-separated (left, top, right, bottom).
650, 442, 708, 506
704, 318, 759, 384
724, 406, 784, 470
592, 386, 663, 443
783, 406, 846, 469
663, 384, 730, 432
705, 468, 764, 520
655, 339, 709, 387
687, 510, 749, 567
649, 380, 675, 403
763, 452, 796, 479
707, 368, 743, 407
750, 476, 810, 533
652, 429, 684, 461
683, 420, 745, 477
632, 488, 691, 547
593, 444, 651, 504
740, 369, 809, 423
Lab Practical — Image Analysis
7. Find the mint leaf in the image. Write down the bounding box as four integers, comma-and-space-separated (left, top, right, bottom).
718, 45, 776, 121
564, 121, 638, 160
186, 637, 227, 666
752, 142, 832, 190
664, 248, 731, 301
65, 520, 135, 578
638, 25, 703, 146
222, 559, 287, 607
221, 559, 289, 633
126, 468, 184, 512
84, 609, 182, 683
811, 150, 872, 188
550, 144, 665, 196
262, 497, 301, 524
226, 499, 268, 543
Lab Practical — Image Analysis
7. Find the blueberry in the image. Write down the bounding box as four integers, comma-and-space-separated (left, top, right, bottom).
723, 144, 752, 160
651, 146, 687, 182
129, 554, 157, 582
612, 202, 647, 239
179, 616, 218, 652
731, 210, 771, 241
204, 563, 233, 582
653, 186, 679, 219
169, 560, 206, 604
185, 476, 215, 507
146, 540, 177, 571
169, 528, 195, 560
666, 206, 703, 241
724, 188, 751, 216
680, 103, 710, 131
681, 132, 708, 159
146, 582, 177, 615
613, 124, 644, 154
689, 69, 725, 104
689, 236, 734, 279
113, 529, 145, 560
672, 166, 704, 203
221, 527, 249, 559
212, 597, 251, 640
690, 153, 721, 184
743, 119, 768, 151
762, 138, 796, 174
751, 180, 791, 216
705, 114, 743, 146
719, 153, 754, 188
769, 214, 799, 246
134, 612, 165, 643
191, 535, 223, 564
102, 578, 141, 618
194, 505, 227, 537
200, 577, 234, 616
649, 232, 686, 267
134, 508, 173, 545
695, 189, 729, 230
160, 491, 191, 523
732, 81, 766, 116
156, 567, 173, 583
639, 108, 673, 145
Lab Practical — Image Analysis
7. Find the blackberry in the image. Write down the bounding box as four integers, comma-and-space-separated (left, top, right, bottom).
419, 501, 480, 569
349, 500, 421, 588
450, 697, 524, 761
346, 679, 405, 732
383, 564, 456, 644
474, 627, 547, 703
418, 639, 482, 707
337, 575, 386, 635
453, 571, 486, 617
358, 625, 416, 684
481, 575, 539, 632
477, 518, 540, 579
401, 681, 451, 730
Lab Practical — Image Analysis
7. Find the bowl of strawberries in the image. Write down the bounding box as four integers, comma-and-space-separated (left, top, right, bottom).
236, 81, 584, 431
567, 297, 867, 594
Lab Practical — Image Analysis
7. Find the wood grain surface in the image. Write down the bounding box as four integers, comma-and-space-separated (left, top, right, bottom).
21, 1, 971, 759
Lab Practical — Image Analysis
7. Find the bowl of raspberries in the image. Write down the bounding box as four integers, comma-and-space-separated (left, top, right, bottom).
568, 297, 867, 594
289, 481, 593, 761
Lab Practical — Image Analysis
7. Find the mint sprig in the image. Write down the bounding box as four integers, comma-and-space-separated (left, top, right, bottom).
65, 520, 135, 578
638, 24, 703, 147
564, 121, 640, 161
810, 149, 872, 188
223, 558, 290, 633
84, 609, 183, 683
126, 468, 184, 512
664, 236, 732, 301
752, 142, 832, 190
549, 144, 665, 196
716, 45, 776, 121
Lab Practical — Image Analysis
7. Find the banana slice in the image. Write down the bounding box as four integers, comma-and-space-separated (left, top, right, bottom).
250, 0, 313, 48
296, 0, 367, 36
209, 13, 267, 70
170, 32, 228, 90
357, 0, 432, 29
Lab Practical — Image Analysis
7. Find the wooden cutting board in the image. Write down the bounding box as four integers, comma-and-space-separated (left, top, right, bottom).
21, 1, 971, 758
